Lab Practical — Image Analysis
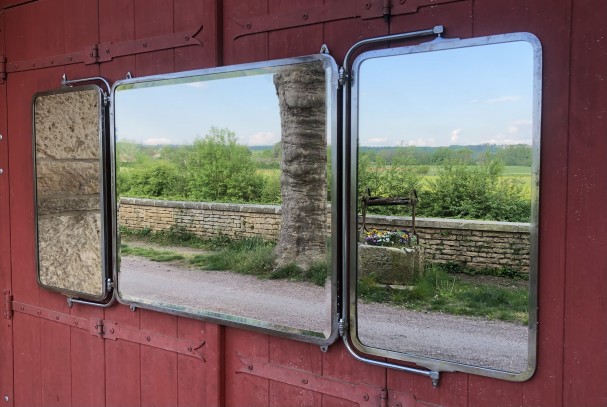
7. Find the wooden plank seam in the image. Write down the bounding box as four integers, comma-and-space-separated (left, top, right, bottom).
10, 300, 206, 361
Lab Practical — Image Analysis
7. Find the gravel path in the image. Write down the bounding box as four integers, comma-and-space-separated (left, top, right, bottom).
119, 256, 528, 372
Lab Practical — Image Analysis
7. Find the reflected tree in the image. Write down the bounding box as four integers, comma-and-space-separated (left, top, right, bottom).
273, 62, 327, 269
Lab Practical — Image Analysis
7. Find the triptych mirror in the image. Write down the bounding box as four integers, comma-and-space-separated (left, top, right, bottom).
32, 31, 541, 382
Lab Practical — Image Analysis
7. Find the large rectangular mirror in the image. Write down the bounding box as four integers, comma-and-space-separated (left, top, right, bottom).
349, 33, 541, 379
112, 55, 339, 344
33, 85, 109, 300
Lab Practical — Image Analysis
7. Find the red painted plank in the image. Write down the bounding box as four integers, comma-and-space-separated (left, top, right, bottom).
267, 0, 323, 60
140, 309, 178, 407
97, 4, 142, 406
133, 0, 174, 77
0, 9, 14, 406
320, 341, 385, 400
13, 314, 41, 407
105, 305, 141, 407
563, 0, 607, 405
224, 327, 270, 407
268, 336, 323, 407
473, 1, 572, 406
387, 4, 475, 406
176, 317, 212, 407
222, 0, 269, 65
321, 15, 387, 66
174, 0, 216, 71
40, 319, 71, 407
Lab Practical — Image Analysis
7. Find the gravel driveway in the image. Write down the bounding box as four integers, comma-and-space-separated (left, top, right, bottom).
119, 255, 528, 373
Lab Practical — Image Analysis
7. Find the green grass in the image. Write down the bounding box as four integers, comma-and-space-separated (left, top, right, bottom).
120, 244, 185, 262
189, 237, 329, 286
358, 267, 528, 324
120, 225, 226, 250
121, 228, 329, 286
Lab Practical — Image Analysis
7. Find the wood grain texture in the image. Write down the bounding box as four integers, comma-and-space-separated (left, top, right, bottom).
563, 0, 607, 405
1, 1, 606, 406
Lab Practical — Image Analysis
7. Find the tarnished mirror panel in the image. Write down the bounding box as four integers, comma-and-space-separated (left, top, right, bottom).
113, 55, 339, 344
350, 34, 540, 379
33, 86, 108, 300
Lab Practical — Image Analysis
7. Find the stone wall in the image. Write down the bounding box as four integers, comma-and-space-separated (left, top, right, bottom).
34, 89, 104, 297
119, 198, 531, 273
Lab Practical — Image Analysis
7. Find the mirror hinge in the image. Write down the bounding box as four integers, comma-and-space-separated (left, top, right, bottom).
106, 278, 114, 292
3, 289, 12, 320
338, 317, 348, 337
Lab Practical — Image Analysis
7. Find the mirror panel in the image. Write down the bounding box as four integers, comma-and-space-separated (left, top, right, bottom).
113, 55, 339, 344
350, 34, 540, 378
33, 86, 108, 300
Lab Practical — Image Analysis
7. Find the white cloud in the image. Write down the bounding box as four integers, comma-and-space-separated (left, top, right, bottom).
403, 138, 436, 147
450, 128, 462, 143
366, 137, 390, 145
185, 82, 208, 89
248, 131, 279, 146
143, 137, 173, 145
481, 138, 532, 145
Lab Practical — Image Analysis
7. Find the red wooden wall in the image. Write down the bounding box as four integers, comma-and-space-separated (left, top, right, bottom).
0, 0, 605, 406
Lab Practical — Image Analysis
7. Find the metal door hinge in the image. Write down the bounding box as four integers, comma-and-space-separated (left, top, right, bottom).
0, 56, 6, 82
86, 44, 100, 64
3, 290, 12, 320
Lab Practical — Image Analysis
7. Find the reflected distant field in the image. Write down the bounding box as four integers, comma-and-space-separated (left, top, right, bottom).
257, 165, 533, 199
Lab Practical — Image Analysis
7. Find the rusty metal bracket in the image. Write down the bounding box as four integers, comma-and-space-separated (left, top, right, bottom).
3, 289, 12, 320
84, 25, 203, 65
0, 56, 6, 81
10, 300, 206, 361
4, 25, 203, 74
230, 0, 464, 39
236, 354, 416, 407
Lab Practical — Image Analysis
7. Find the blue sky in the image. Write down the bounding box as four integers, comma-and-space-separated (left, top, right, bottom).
358, 40, 534, 147
114, 72, 282, 146
114, 40, 535, 148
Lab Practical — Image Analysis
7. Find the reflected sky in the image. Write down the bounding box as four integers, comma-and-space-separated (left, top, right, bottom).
358, 41, 534, 147
115, 73, 282, 146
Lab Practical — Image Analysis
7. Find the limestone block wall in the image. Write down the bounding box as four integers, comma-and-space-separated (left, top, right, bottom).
362, 215, 531, 274
34, 88, 104, 297
119, 198, 531, 273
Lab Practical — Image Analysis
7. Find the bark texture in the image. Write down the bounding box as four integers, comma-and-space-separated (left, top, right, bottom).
273, 62, 327, 269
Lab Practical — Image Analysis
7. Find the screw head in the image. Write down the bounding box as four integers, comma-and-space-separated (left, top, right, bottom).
363, 394, 369, 401
4, 395, 8, 402
302, 379, 308, 384
146, 336, 151, 342
247, 364, 253, 371
109, 328, 114, 334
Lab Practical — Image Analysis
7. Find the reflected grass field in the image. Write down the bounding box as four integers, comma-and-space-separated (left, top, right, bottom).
358, 267, 528, 325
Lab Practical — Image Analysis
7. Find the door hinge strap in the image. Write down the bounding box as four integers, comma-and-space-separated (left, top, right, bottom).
230, 0, 464, 39
4, 25, 203, 74
3, 289, 12, 320
0, 56, 6, 81
236, 355, 417, 407
10, 300, 205, 361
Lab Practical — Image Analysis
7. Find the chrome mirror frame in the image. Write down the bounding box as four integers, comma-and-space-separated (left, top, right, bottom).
33, 84, 110, 301
345, 32, 542, 381
110, 54, 341, 346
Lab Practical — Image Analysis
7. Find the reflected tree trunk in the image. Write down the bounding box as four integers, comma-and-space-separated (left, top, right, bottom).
273, 62, 327, 270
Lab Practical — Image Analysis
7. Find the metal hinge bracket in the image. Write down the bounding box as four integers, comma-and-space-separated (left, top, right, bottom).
3, 289, 12, 320
0, 55, 6, 82
86, 44, 99, 64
